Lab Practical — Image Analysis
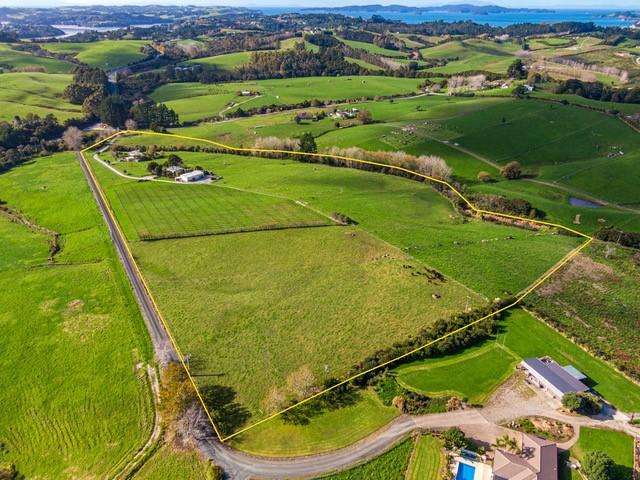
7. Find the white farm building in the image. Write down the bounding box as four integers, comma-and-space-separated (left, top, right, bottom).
521, 357, 588, 399
175, 170, 205, 183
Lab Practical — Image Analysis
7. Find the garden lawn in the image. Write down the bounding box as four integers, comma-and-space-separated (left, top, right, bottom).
320, 438, 413, 479
39, 40, 149, 69
0, 72, 81, 122
231, 391, 398, 456
0, 153, 153, 478
406, 435, 445, 480
0, 42, 73, 73
499, 309, 640, 412
571, 427, 634, 480
395, 342, 518, 404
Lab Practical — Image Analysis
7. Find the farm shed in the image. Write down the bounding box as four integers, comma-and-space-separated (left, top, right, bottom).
521, 358, 589, 399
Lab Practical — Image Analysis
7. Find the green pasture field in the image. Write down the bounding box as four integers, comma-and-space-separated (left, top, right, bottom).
320, 438, 413, 480
184, 51, 251, 70
538, 152, 640, 207
93, 170, 331, 241
470, 179, 640, 233
337, 37, 408, 58
565, 48, 640, 81
0, 72, 82, 122
150, 76, 422, 122
406, 435, 444, 480
0, 42, 73, 73
420, 39, 519, 74
134, 446, 212, 480
499, 309, 640, 412
529, 241, 640, 380
530, 91, 640, 115
440, 98, 636, 167
531, 36, 604, 59
130, 225, 483, 427
39, 40, 149, 69
0, 153, 152, 478
395, 342, 518, 404
110, 137, 582, 298
231, 390, 398, 455
528, 36, 575, 50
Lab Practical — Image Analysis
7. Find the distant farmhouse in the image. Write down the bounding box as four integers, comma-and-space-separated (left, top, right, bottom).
493, 433, 558, 480
520, 357, 589, 399
176, 169, 206, 183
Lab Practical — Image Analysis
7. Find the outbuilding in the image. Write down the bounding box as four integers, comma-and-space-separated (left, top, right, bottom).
521, 357, 589, 398
175, 170, 205, 183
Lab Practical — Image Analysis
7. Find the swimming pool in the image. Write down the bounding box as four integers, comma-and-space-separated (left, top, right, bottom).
455, 462, 476, 480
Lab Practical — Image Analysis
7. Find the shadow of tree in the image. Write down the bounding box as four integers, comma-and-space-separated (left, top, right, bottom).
200, 384, 251, 437
281, 379, 362, 425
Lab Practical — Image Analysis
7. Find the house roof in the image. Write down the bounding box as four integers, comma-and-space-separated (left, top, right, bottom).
522, 358, 588, 394
493, 434, 558, 480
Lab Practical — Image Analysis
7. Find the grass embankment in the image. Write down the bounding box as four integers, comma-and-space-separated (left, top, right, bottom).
0, 42, 73, 73
0, 153, 153, 478
0, 72, 81, 122
40, 39, 149, 69
395, 342, 518, 405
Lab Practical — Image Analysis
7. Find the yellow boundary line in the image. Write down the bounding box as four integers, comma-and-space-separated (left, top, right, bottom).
81, 129, 593, 443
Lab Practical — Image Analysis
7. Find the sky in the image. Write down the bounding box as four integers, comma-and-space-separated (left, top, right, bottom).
5, 0, 640, 9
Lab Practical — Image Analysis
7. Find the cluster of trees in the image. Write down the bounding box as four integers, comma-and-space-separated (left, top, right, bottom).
235, 44, 365, 80
63, 66, 109, 118
321, 146, 453, 181
582, 451, 616, 480
561, 391, 602, 415
129, 100, 179, 129
555, 79, 640, 104
595, 227, 640, 249
0, 114, 66, 170
471, 193, 544, 219
507, 59, 527, 80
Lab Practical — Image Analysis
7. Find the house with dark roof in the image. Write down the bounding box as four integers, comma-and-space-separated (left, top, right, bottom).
493, 433, 558, 480
520, 357, 589, 399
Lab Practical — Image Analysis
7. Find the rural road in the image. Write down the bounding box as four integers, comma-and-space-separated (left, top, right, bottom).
77, 152, 176, 364
78, 150, 639, 479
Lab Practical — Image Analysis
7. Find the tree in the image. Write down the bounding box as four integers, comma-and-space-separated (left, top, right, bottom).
562, 392, 582, 412
158, 362, 196, 443
166, 154, 183, 166
442, 427, 468, 450
299, 132, 317, 153
98, 95, 130, 128
507, 59, 526, 79
357, 109, 373, 125
501, 161, 522, 180
147, 161, 161, 176
62, 126, 83, 151
477, 171, 492, 182
125, 119, 137, 131
582, 451, 614, 480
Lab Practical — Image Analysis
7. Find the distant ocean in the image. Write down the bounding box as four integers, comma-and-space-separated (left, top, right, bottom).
258, 8, 634, 28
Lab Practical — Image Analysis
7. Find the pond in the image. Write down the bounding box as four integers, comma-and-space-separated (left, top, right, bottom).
569, 197, 601, 208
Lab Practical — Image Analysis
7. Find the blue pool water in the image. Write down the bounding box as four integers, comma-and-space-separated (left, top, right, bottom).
456, 462, 476, 480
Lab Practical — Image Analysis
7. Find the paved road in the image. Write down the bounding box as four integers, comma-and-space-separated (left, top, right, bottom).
77, 152, 176, 363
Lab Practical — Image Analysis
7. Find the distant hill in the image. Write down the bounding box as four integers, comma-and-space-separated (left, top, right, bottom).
302, 4, 553, 15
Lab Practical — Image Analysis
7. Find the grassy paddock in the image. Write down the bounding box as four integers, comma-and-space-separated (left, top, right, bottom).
0, 153, 152, 477
571, 427, 634, 480
40, 40, 149, 69
0, 72, 81, 122
0, 42, 73, 73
